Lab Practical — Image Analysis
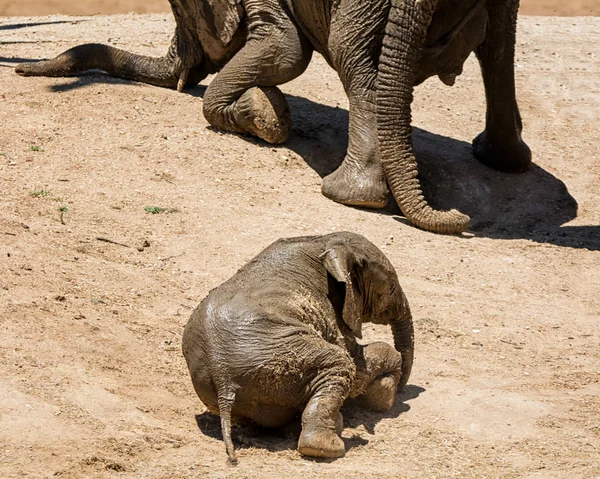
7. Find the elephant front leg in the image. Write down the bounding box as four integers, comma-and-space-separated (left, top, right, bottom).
351, 342, 403, 412
473, 0, 531, 173
202, 19, 312, 144
322, 93, 390, 208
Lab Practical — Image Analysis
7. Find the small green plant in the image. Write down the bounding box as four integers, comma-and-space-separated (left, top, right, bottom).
30, 145, 44, 152
144, 206, 179, 214
31, 188, 52, 197
58, 206, 68, 224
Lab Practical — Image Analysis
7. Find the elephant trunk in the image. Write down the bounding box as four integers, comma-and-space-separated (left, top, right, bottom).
15, 42, 192, 90
391, 289, 414, 390
377, 0, 470, 234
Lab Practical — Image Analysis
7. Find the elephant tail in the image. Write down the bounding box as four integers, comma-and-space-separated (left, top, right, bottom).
376, 0, 470, 234
15, 40, 198, 91
218, 392, 238, 465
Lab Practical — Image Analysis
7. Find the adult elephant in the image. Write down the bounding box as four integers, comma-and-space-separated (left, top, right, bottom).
182, 232, 415, 461
16, 0, 532, 234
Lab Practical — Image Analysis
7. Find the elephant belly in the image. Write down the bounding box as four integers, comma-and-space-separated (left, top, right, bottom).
416, 0, 488, 85
233, 400, 301, 428
283, 0, 336, 64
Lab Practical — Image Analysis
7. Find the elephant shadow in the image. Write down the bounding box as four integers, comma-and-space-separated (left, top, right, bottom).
194, 384, 423, 458
1, 21, 87, 67
341, 384, 425, 435
0, 55, 44, 68
282, 94, 597, 251
195, 411, 299, 454
198, 88, 593, 249
21, 72, 596, 250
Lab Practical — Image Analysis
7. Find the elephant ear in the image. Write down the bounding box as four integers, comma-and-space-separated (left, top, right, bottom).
321, 245, 364, 339
207, 0, 244, 46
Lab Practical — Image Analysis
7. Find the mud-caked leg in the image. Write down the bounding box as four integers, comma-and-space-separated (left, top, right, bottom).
351, 342, 403, 412
473, 0, 531, 173
322, 93, 390, 208
321, 2, 390, 207
297, 344, 355, 458
202, 7, 312, 144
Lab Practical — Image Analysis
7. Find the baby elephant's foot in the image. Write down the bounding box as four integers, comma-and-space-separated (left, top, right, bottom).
473, 131, 532, 173
281, 412, 343, 437
298, 424, 345, 459
234, 86, 290, 144
322, 160, 389, 209
359, 373, 399, 412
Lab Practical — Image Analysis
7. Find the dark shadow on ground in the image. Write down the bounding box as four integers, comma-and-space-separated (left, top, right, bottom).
47, 74, 141, 92
196, 411, 299, 455
342, 384, 425, 435
0, 56, 43, 66
194, 384, 422, 459
276, 94, 594, 251
38, 73, 208, 94
16, 72, 594, 249
0, 20, 76, 31
0, 41, 55, 45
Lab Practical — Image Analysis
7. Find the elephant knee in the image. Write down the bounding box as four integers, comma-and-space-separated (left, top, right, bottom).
202, 90, 232, 130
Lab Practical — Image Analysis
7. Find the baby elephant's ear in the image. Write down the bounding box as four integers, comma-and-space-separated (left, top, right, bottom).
208, 0, 245, 46
321, 247, 363, 339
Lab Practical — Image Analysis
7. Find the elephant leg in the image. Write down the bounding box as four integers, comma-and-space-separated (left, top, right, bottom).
202, 13, 312, 144
472, 0, 531, 173
351, 342, 403, 412
207, 323, 353, 458
321, 2, 389, 208
321, 92, 390, 208
297, 341, 355, 458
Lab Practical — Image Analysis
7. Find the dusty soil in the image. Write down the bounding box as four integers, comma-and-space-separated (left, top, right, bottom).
1, 13, 599, 479
0, 0, 599, 16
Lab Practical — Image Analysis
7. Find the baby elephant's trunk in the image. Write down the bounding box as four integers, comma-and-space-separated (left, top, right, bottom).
15, 43, 184, 90
391, 290, 415, 390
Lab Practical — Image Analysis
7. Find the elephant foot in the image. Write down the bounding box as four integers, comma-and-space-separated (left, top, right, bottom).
473, 131, 532, 173
234, 86, 290, 145
298, 425, 345, 458
282, 412, 343, 437
358, 373, 398, 412
322, 160, 389, 209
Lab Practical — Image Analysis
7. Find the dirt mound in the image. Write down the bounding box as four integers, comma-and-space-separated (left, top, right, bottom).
1, 14, 599, 479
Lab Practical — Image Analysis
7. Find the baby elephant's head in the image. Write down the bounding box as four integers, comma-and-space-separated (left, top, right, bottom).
321, 233, 414, 389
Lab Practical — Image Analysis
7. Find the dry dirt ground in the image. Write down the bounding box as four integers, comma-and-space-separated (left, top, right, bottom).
1, 0, 599, 16
1, 13, 599, 479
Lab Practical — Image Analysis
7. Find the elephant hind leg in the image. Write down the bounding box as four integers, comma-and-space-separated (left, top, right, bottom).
473, 0, 531, 173
226, 329, 353, 458
297, 342, 355, 459
202, 15, 312, 144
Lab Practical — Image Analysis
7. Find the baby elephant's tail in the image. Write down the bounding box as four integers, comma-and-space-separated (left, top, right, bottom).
218, 393, 238, 465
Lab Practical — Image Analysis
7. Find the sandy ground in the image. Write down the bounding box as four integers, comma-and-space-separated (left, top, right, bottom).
1, 13, 599, 479
0, 0, 599, 16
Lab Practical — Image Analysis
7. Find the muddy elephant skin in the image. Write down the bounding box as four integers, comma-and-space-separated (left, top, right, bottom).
16, 0, 532, 234
181, 232, 415, 462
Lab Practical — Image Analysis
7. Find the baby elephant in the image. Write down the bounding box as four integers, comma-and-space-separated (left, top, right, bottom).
182, 232, 414, 462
